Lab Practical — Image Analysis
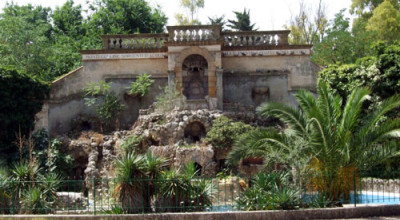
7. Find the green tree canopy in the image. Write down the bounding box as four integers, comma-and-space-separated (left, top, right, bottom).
320, 41, 400, 101
87, 0, 167, 35
351, 0, 399, 15
366, 0, 400, 42
227, 8, 257, 31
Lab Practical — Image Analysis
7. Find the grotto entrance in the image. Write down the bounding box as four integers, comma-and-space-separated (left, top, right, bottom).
184, 121, 206, 143
194, 162, 202, 176
182, 54, 208, 100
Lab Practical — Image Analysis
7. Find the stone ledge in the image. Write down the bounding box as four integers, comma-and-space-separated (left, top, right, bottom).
3, 205, 400, 220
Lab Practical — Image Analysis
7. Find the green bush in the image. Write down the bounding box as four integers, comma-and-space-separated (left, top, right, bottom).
127, 73, 154, 97
237, 172, 302, 211
120, 135, 144, 155
205, 116, 254, 149
157, 162, 214, 212
84, 81, 125, 132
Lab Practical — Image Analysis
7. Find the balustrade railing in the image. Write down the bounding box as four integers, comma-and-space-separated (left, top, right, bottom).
100, 27, 292, 50
167, 25, 221, 42
101, 34, 169, 50
222, 30, 289, 47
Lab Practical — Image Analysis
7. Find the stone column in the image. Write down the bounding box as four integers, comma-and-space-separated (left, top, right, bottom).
216, 68, 224, 110
168, 70, 175, 92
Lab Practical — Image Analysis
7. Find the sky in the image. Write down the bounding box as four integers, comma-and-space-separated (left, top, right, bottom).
0, 0, 353, 30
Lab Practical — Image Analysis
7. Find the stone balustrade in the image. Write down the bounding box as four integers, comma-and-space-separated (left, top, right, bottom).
167, 25, 222, 42
100, 26, 293, 50
222, 30, 290, 47
101, 33, 169, 50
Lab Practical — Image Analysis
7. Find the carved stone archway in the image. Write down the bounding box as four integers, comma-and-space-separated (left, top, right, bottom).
175, 47, 217, 98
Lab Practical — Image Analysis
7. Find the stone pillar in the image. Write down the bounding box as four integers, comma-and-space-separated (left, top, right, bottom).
216, 68, 223, 110
168, 70, 175, 92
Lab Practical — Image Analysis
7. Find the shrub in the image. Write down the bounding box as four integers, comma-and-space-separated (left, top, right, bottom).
84, 81, 125, 132
156, 162, 214, 212
120, 135, 144, 155
20, 187, 50, 214
237, 172, 302, 211
127, 73, 154, 97
154, 86, 186, 113
205, 116, 254, 149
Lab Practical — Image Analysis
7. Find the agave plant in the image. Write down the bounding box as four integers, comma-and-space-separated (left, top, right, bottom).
228, 81, 400, 201
156, 162, 214, 212
20, 187, 50, 214
39, 173, 62, 207
237, 172, 301, 211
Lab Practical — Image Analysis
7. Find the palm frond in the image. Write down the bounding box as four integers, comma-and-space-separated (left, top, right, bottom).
339, 87, 371, 134
257, 102, 308, 136
360, 94, 400, 137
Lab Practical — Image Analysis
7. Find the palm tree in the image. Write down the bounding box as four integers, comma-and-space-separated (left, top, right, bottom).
227, 8, 257, 31
228, 81, 400, 201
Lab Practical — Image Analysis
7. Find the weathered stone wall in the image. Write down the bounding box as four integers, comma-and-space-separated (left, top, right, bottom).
40, 46, 318, 136
47, 58, 168, 135
222, 55, 317, 108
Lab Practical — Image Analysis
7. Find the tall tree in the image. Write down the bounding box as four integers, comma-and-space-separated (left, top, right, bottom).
208, 15, 226, 30
366, 0, 400, 42
312, 9, 376, 65
87, 0, 167, 35
351, 0, 399, 15
284, 0, 327, 44
175, 0, 205, 25
52, 0, 85, 39
0, 3, 54, 79
227, 8, 257, 31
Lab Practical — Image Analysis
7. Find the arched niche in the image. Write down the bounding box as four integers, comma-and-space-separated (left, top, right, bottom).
174, 47, 217, 98
182, 54, 208, 100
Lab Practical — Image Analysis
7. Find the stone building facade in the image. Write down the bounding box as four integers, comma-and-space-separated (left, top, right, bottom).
35, 25, 318, 136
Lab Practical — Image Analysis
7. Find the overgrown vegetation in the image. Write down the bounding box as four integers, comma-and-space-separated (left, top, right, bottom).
154, 86, 186, 113
237, 172, 303, 210
0, 132, 64, 214
114, 151, 214, 213
120, 135, 144, 155
84, 81, 125, 132
0, 67, 49, 162
127, 73, 154, 97
205, 116, 254, 149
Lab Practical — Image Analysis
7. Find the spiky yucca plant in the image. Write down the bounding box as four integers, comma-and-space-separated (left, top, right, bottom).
228, 81, 400, 201
114, 152, 146, 213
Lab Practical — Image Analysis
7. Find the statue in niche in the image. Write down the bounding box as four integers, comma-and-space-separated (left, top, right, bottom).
182, 54, 208, 100
186, 67, 205, 99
